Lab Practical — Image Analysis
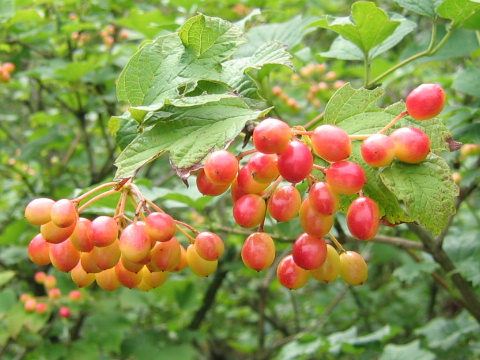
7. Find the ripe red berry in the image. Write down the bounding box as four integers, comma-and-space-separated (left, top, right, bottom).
325, 161, 366, 195
114, 261, 142, 288
194, 232, 224, 261
88, 216, 119, 247
71, 262, 95, 287
361, 134, 396, 167
268, 185, 302, 222
390, 127, 430, 164
50, 199, 77, 228
28, 234, 51, 266
145, 212, 176, 244
119, 223, 151, 263
40, 220, 76, 244
70, 217, 94, 252
406, 83, 445, 120
233, 194, 266, 229
277, 255, 309, 290
311, 125, 351, 162
308, 182, 339, 216
24, 298, 37, 312
272, 86, 282, 96
248, 153, 279, 184
25, 198, 54, 225
68, 290, 82, 301
299, 197, 334, 238
346, 196, 380, 240
49, 239, 80, 272
34, 271, 46, 283
95, 268, 120, 291
241, 232, 276, 271
186, 244, 218, 277
171, 244, 188, 272
204, 150, 238, 185
91, 240, 121, 270
253, 118, 291, 154
196, 169, 230, 196
35, 302, 47, 315
237, 165, 270, 194
59, 306, 71, 318
339, 251, 368, 286
150, 237, 181, 271
292, 233, 327, 270
277, 140, 313, 183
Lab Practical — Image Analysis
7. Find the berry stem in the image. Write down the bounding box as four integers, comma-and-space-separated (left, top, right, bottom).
304, 111, 325, 130
312, 164, 327, 174
77, 189, 118, 213
144, 198, 164, 213
348, 134, 374, 140
262, 176, 283, 199
328, 232, 345, 253
292, 130, 312, 136
175, 224, 196, 244
378, 110, 408, 134
73, 182, 118, 204
128, 194, 147, 221
175, 220, 200, 235
236, 148, 257, 160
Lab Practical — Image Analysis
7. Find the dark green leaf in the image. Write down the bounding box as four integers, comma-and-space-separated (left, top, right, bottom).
452, 67, 480, 97
438, 0, 480, 26
379, 340, 436, 360
393, 0, 444, 18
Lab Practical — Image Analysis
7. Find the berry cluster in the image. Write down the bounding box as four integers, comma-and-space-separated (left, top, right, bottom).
20, 272, 82, 318
26, 181, 225, 291
0, 62, 15, 83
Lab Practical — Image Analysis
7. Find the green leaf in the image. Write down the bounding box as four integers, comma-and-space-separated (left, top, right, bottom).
114, 95, 266, 180
415, 312, 480, 350
452, 67, 480, 97
380, 154, 459, 235
0, 0, 14, 21
0, 271, 15, 287
438, 0, 480, 27
393, 260, 440, 284
393, 0, 444, 18
379, 340, 436, 360
311, 2, 400, 54
83, 311, 130, 353
322, 14, 416, 61
116, 8, 177, 38
55, 60, 95, 82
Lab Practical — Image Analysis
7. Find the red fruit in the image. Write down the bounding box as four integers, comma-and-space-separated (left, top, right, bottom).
120, 255, 144, 273
241, 232, 276, 271
49, 239, 80, 272
34, 271, 46, 283
44, 275, 56, 289
80, 252, 102, 273
390, 127, 430, 164
346, 197, 380, 240
36, 303, 47, 315
3, 62, 15, 73
70, 217, 94, 252
20, 294, 31, 303
25, 198, 54, 225
69, 290, 82, 301
41, 220, 76, 244
277, 255, 309, 290
150, 236, 181, 271
272, 86, 282, 96
171, 244, 188, 272
268, 185, 301, 222
196, 169, 230, 196
138, 266, 168, 290
194, 232, 224, 261
325, 161, 366, 195
50, 199, 77, 228
186, 244, 218, 277
292, 233, 327, 270
145, 212, 176, 244
115, 261, 142, 288
277, 140, 313, 183
25, 298, 36, 312
248, 153, 279, 184
253, 118, 291, 154
361, 134, 395, 167
311, 125, 351, 162
88, 216, 118, 247
28, 234, 51, 265
237, 165, 270, 194
231, 178, 250, 202
119, 223, 151, 263
59, 306, 71, 318
339, 251, 368, 286
95, 268, 120, 291
91, 241, 121, 270
310, 244, 340, 283
204, 150, 238, 185
299, 197, 334, 238
71, 262, 95, 287
233, 194, 266, 229
309, 182, 339, 216
406, 83, 445, 120
0, 68, 11, 83
48, 288, 61, 299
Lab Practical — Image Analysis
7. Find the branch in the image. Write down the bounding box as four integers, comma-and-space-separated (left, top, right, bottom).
5, 39, 54, 58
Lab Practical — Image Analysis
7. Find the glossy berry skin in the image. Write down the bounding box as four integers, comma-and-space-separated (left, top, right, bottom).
253, 118, 291, 154
68, 290, 82, 301
150, 237, 181, 271
138, 266, 168, 290
237, 165, 269, 194
277, 255, 309, 290
204, 150, 238, 185
41, 220, 76, 244
311, 125, 351, 162
24, 298, 37, 312
59, 307, 71, 318
310, 244, 340, 283
95, 268, 120, 291
194, 232, 224, 261
88, 216, 119, 247
326, 161, 366, 195
299, 197, 334, 238
91, 240, 121, 270
196, 169, 230, 196
50, 199, 77, 228
347, 197, 380, 240
36, 303, 47, 315
71, 262, 95, 287
80, 252, 102, 274
34, 272, 46, 283
339, 251, 368, 286
390, 127, 430, 164
145, 212, 176, 244
49, 239, 80, 272
277, 140, 313, 183
268, 185, 302, 222
241, 232, 276, 272
171, 244, 188, 272
44, 275, 57, 289
231, 178, 251, 202
115, 261, 142, 288
248, 153, 279, 184
361, 134, 396, 167
70, 218, 94, 252
233, 194, 266, 229
406, 83, 445, 120
292, 233, 327, 270
119, 223, 151, 263
28, 234, 51, 265
25, 198, 54, 225
309, 182, 339, 216
186, 244, 218, 277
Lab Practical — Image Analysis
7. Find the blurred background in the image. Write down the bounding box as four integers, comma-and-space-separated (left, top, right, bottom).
0, 0, 479, 359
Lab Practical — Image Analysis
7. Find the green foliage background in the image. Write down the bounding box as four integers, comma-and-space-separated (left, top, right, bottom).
0, 0, 480, 359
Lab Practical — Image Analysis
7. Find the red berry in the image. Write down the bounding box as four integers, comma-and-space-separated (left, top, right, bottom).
49, 239, 80, 272
196, 169, 230, 196
292, 233, 327, 270
346, 196, 380, 240
119, 223, 151, 263
299, 197, 334, 238
272, 86, 282, 96
145, 212, 176, 244
253, 118, 291, 154
91, 240, 121, 270
277, 255, 309, 290
114, 261, 142, 288
277, 140, 313, 183
59, 306, 71, 318
248, 153, 279, 184
25, 198, 54, 225
339, 251, 368, 286
311, 125, 351, 162
34, 271, 46, 283
241, 232, 275, 271
70, 217, 94, 252
88, 216, 119, 247
390, 127, 430, 164
233, 194, 266, 229
171, 244, 188, 272
40, 220, 76, 244
95, 268, 120, 291
194, 232, 224, 261
186, 244, 217, 277
237, 165, 270, 194
150, 237, 181, 271
71, 262, 95, 287
24, 298, 36, 312
406, 83, 445, 120
309, 182, 339, 216
204, 150, 238, 185
361, 134, 395, 167
50, 199, 77, 228
325, 161, 366, 195
36, 302, 47, 315
28, 234, 51, 265
268, 185, 302, 222
310, 244, 340, 283
68, 290, 82, 301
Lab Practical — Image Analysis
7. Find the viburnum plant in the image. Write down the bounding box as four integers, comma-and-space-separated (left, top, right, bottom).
24, 10, 460, 293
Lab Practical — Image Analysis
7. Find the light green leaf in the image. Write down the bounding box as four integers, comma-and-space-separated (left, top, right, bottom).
0, 0, 14, 21
452, 67, 480, 97
0, 271, 15, 287
393, 260, 440, 284
379, 340, 436, 360
55, 60, 95, 82
322, 14, 416, 61
114, 96, 266, 180
116, 8, 177, 38
380, 154, 459, 235
438, 0, 480, 26
311, 2, 400, 54
393, 0, 444, 18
